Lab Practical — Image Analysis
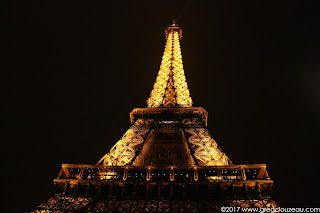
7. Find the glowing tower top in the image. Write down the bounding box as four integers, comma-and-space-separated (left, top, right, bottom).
147, 23, 193, 108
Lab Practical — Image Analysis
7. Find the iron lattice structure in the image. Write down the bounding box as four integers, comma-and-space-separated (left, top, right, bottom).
30, 23, 279, 212
98, 25, 230, 167
147, 25, 192, 108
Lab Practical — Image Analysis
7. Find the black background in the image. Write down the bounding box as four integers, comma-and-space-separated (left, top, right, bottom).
4, 1, 320, 212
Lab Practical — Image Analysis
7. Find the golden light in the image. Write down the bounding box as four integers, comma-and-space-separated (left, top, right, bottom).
147, 28, 192, 107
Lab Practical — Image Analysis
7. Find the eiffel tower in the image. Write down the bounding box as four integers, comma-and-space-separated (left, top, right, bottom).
30, 22, 279, 212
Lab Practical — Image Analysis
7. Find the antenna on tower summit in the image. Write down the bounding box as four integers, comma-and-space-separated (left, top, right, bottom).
172, 19, 177, 26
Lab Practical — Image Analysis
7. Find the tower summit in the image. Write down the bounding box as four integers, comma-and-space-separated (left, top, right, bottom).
147, 23, 192, 108
30, 24, 279, 212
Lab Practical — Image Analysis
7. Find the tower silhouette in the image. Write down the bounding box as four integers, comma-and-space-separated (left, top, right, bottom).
30, 23, 278, 212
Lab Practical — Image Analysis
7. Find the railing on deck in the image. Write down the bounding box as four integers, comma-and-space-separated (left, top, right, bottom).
57, 164, 270, 182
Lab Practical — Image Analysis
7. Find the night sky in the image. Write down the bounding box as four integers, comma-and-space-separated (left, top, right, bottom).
4, 1, 320, 212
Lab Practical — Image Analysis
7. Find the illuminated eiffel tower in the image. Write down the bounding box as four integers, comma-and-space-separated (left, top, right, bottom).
30, 23, 278, 212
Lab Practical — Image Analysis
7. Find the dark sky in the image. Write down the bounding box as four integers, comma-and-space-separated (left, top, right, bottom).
4, 0, 320, 212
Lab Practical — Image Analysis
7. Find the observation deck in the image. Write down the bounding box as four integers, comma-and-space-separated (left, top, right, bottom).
54, 164, 273, 199
130, 107, 208, 126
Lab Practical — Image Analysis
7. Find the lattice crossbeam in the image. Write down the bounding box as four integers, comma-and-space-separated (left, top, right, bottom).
97, 119, 153, 166
183, 118, 231, 166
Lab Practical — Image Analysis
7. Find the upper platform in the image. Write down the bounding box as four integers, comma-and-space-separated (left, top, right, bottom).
129, 107, 208, 126
165, 24, 182, 40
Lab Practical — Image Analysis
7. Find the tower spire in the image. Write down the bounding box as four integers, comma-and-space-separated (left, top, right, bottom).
147, 23, 193, 108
